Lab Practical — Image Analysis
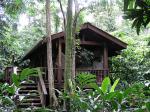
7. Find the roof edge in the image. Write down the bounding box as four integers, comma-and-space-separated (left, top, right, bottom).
82, 23, 127, 49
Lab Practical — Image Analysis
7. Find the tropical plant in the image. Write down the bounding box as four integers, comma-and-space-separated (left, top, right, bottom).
110, 28, 150, 84
0, 68, 39, 111
58, 73, 150, 112
124, 0, 150, 34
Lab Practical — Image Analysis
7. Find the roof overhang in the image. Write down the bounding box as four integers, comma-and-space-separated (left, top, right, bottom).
22, 23, 127, 60
81, 23, 127, 49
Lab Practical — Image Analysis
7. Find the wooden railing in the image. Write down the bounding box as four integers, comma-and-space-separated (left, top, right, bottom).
76, 69, 109, 84
39, 67, 64, 89
37, 68, 48, 106
39, 67, 109, 87
4, 66, 108, 89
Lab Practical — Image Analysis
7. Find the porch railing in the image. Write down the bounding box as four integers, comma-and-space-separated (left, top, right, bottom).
76, 69, 109, 84
4, 67, 109, 88
40, 67, 109, 87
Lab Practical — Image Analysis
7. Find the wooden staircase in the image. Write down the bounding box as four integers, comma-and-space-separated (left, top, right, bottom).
17, 82, 42, 108
4, 67, 48, 108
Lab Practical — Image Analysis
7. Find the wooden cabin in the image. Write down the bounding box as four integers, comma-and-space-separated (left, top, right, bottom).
4, 23, 127, 107
22, 22, 127, 87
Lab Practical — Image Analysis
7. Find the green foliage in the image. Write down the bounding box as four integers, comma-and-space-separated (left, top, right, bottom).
124, 0, 150, 34
0, 0, 150, 111
16, 107, 54, 112
101, 77, 111, 94
88, 0, 121, 32
12, 68, 38, 87
0, 67, 39, 111
75, 73, 96, 89
0, 83, 16, 111
59, 74, 150, 111
4, 0, 25, 19
110, 28, 150, 84
110, 78, 120, 92
0, 72, 4, 80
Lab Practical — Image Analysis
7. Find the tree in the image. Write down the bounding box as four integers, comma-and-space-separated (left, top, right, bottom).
45, 0, 58, 107
0, 0, 24, 67
63, 1, 74, 109
58, 0, 85, 93
124, 0, 150, 34
123, 0, 150, 83
87, 0, 120, 32
109, 20, 150, 83
57, 0, 85, 110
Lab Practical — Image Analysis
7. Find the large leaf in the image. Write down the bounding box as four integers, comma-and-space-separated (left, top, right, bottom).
89, 83, 103, 95
128, 0, 136, 9
76, 73, 96, 89
101, 77, 110, 94
20, 68, 38, 81
146, 102, 150, 111
110, 78, 120, 92
111, 100, 118, 111
2, 96, 15, 106
7, 85, 16, 95
12, 74, 20, 87
104, 92, 116, 100
1, 83, 9, 92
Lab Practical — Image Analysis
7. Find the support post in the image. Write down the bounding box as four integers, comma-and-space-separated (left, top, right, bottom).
58, 39, 62, 89
103, 43, 109, 75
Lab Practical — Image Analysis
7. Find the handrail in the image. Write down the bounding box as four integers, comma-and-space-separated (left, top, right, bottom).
37, 68, 47, 95
38, 72, 48, 95
37, 68, 47, 106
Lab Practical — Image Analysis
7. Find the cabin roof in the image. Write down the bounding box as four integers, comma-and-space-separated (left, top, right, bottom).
22, 22, 127, 60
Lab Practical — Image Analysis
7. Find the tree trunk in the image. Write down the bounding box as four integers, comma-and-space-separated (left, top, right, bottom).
72, 0, 80, 81
63, 0, 73, 111
46, 0, 58, 107
64, 0, 73, 93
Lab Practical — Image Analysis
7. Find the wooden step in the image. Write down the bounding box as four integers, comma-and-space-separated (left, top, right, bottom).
18, 103, 42, 108
17, 81, 42, 108
18, 93, 40, 97
20, 86, 37, 90
21, 98, 41, 103
21, 83, 37, 86
18, 90, 39, 94
18, 92, 40, 100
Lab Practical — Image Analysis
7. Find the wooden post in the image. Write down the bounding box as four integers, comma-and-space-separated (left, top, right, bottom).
4, 66, 18, 84
96, 44, 109, 85
12, 66, 18, 74
58, 39, 62, 89
103, 43, 109, 75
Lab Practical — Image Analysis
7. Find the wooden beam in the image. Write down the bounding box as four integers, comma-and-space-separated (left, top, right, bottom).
61, 40, 104, 46
80, 40, 102, 46
51, 32, 65, 40
103, 43, 108, 69
57, 39, 62, 89
61, 40, 103, 46
85, 23, 127, 48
